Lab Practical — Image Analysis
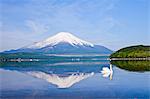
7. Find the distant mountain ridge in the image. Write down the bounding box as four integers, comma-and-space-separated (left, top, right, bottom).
3, 32, 112, 54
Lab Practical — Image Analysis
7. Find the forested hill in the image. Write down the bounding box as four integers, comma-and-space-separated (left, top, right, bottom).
110, 45, 150, 58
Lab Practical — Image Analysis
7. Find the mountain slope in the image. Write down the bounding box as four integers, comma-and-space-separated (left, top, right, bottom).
3, 32, 112, 54
27, 32, 94, 48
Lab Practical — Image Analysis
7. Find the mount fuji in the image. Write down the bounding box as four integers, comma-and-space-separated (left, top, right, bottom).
3, 32, 112, 54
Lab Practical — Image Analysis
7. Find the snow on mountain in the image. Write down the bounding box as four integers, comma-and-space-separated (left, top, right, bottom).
3, 32, 112, 54
27, 32, 94, 48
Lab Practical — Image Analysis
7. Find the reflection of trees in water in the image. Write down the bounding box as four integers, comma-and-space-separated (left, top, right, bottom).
111, 61, 150, 71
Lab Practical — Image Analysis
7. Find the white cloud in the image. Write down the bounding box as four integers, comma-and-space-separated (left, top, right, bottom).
1, 0, 122, 51
25, 20, 49, 34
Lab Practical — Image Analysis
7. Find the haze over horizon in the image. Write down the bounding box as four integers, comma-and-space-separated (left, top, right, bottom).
1, 0, 149, 51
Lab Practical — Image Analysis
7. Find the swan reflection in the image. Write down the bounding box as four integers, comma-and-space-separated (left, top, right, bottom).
27, 72, 94, 88
101, 64, 113, 80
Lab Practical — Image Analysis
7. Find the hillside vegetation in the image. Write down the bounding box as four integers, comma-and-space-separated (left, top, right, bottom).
110, 45, 150, 58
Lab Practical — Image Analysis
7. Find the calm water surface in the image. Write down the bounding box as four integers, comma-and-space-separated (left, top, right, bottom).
0, 56, 149, 99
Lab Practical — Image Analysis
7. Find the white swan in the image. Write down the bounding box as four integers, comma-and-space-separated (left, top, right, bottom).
101, 64, 113, 80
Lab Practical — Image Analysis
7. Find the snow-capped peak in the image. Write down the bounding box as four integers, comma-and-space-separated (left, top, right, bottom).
27, 32, 94, 48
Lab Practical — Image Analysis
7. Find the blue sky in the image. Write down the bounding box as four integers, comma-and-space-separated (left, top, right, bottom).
1, 0, 149, 51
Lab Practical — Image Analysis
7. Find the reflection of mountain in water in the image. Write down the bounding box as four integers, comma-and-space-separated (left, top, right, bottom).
28, 72, 94, 88
1, 62, 110, 74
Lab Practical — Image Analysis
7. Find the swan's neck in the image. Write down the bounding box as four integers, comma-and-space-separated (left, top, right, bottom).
109, 64, 113, 80
110, 64, 113, 71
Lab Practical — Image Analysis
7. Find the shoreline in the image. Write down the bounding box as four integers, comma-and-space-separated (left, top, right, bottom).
110, 57, 150, 61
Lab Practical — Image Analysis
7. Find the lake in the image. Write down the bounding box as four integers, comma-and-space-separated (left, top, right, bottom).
0, 55, 149, 99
